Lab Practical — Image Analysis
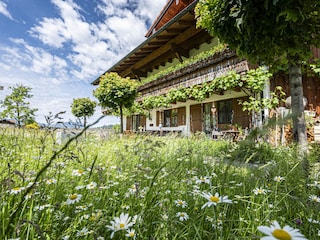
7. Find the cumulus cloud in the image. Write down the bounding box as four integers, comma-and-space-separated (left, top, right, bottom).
29, 0, 166, 82
0, 38, 68, 79
0, 1, 13, 20
0, 0, 167, 126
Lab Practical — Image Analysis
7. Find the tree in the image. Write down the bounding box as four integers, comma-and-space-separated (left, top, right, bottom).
0, 84, 38, 127
93, 72, 138, 133
195, 0, 320, 148
71, 98, 96, 128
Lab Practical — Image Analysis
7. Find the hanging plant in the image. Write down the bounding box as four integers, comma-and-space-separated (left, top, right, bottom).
140, 43, 227, 85
141, 95, 169, 110
137, 66, 283, 119
241, 67, 272, 93
167, 87, 188, 103
188, 85, 207, 102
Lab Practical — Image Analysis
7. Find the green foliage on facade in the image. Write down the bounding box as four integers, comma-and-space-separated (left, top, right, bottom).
136, 67, 284, 116
195, 0, 320, 146
140, 43, 227, 85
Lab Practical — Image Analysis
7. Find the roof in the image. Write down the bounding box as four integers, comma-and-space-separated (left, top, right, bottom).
145, 0, 195, 38
92, 0, 214, 85
0, 119, 16, 125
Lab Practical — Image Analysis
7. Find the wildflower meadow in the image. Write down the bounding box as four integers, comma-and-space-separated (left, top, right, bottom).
1, 126, 320, 239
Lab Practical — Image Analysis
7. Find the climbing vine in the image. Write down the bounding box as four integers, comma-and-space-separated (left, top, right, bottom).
134, 66, 285, 117
310, 58, 320, 76
140, 43, 227, 84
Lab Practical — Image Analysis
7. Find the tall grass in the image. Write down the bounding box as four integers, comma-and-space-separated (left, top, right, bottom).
0, 127, 319, 239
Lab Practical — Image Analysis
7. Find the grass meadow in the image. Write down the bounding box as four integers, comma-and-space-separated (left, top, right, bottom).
0, 126, 320, 239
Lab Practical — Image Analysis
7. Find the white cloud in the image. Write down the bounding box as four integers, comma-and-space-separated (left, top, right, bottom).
0, 39, 68, 79
0, 0, 168, 127
29, 17, 70, 48
136, 0, 167, 25
105, 10, 148, 50
0, 1, 13, 20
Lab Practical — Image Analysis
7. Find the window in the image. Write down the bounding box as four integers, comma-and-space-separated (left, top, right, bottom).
164, 110, 171, 127
218, 100, 232, 124
161, 108, 182, 127
132, 114, 146, 131
203, 103, 213, 134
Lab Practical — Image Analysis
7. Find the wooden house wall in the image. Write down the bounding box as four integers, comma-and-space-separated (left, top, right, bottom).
231, 97, 250, 128
190, 104, 202, 133
126, 116, 132, 131
271, 74, 320, 111
177, 107, 186, 125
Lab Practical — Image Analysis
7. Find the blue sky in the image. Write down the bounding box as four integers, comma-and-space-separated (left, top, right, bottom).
0, 0, 166, 126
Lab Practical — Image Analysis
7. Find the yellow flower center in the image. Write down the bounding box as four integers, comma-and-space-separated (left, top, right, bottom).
272, 229, 291, 240
70, 194, 78, 200
120, 223, 125, 229
210, 196, 219, 203
129, 232, 135, 237
13, 187, 21, 191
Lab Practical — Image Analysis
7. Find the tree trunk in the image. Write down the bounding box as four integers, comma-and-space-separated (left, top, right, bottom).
120, 105, 124, 134
288, 57, 308, 150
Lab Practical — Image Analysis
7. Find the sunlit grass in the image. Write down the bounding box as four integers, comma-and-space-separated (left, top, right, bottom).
0, 127, 319, 239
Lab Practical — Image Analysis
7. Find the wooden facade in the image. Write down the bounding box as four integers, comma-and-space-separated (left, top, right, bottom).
93, 0, 320, 138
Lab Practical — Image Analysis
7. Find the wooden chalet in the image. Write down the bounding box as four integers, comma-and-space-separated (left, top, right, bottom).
93, 0, 320, 139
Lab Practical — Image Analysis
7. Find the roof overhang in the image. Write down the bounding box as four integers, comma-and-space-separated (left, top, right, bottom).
91, 0, 213, 85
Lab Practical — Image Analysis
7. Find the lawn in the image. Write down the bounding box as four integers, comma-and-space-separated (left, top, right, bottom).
1, 127, 319, 239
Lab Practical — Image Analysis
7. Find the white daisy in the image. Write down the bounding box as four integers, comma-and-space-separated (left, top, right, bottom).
176, 212, 189, 221
106, 213, 136, 239
309, 195, 320, 203
195, 176, 211, 184
66, 193, 82, 205
72, 169, 85, 176
45, 179, 57, 185
200, 192, 232, 209
125, 229, 136, 239
9, 187, 25, 194
258, 220, 307, 240
86, 181, 97, 190
76, 227, 90, 236
307, 218, 320, 224
174, 199, 188, 208
253, 187, 267, 195
274, 176, 285, 182
128, 184, 138, 194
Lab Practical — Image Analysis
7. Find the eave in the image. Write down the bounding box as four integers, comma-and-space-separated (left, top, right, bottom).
91, 0, 212, 85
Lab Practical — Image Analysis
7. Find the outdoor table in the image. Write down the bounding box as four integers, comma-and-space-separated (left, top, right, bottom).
221, 130, 240, 141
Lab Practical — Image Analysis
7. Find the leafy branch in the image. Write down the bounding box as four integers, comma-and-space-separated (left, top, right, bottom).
135, 66, 285, 116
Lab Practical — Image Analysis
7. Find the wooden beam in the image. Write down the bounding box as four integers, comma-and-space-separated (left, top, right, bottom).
120, 26, 202, 77
156, 36, 172, 41
132, 69, 147, 78
166, 28, 185, 34
171, 43, 189, 62
147, 42, 163, 46
135, 52, 149, 56
178, 20, 194, 26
